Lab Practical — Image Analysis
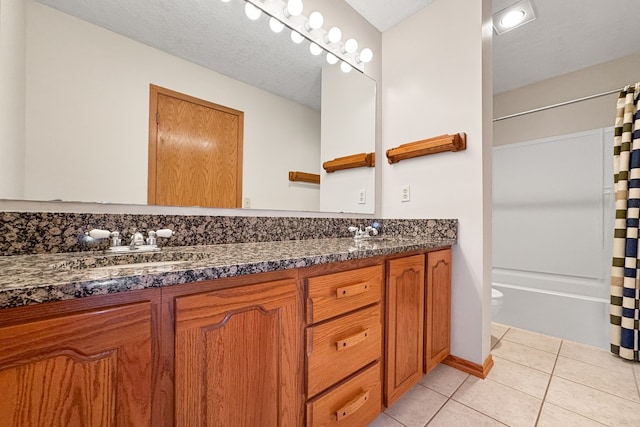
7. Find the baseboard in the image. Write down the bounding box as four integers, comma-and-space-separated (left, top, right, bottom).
442, 353, 493, 379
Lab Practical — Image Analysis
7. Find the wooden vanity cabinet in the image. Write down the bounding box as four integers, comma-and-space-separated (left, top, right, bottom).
385, 249, 452, 406
166, 271, 302, 427
0, 289, 160, 427
303, 263, 384, 427
424, 249, 452, 373
385, 254, 425, 406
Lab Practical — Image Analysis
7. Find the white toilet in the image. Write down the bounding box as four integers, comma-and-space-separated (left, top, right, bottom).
491, 288, 504, 316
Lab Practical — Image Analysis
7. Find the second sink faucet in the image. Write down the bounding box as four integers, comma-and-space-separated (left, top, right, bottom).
348, 225, 379, 239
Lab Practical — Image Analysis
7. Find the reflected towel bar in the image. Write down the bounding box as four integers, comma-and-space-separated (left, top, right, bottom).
288, 171, 320, 184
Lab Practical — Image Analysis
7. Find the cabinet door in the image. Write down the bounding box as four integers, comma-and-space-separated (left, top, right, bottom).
424, 249, 452, 373
0, 302, 153, 427
174, 279, 300, 427
385, 255, 425, 406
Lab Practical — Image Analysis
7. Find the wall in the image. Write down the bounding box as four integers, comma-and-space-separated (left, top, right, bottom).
320, 64, 375, 213
493, 128, 613, 348
23, 1, 320, 211
381, 0, 493, 364
494, 53, 640, 146
0, 0, 26, 199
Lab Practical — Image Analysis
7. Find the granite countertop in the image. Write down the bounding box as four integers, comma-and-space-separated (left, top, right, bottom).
0, 236, 455, 309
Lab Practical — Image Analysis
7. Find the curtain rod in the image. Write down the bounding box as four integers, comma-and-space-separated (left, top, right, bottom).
492, 88, 622, 122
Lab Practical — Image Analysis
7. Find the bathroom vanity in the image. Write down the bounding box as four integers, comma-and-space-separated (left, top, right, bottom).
0, 237, 453, 426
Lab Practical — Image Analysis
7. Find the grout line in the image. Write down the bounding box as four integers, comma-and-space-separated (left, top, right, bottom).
423, 382, 460, 426
533, 339, 562, 426
633, 363, 640, 400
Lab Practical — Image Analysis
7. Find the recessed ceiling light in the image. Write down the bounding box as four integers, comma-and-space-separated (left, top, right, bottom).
500, 10, 526, 28
493, 0, 537, 35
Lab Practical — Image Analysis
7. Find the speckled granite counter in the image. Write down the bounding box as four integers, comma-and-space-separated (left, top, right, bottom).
0, 237, 454, 309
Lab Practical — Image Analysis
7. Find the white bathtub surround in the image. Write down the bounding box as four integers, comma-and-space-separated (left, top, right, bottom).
493, 127, 614, 349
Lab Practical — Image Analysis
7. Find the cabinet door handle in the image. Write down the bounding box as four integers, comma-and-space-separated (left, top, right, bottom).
335, 390, 370, 421
336, 329, 369, 351
336, 282, 370, 299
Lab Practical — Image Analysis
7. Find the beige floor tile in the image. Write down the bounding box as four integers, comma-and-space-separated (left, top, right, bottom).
419, 363, 469, 397
486, 355, 550, 399
554, 356, 640, 402
537, 402, 608, 427
367, 412, 405, 427
491, 322, 509, 341
384, 384, 447, 427
427, 400, 507, 426
490, 339, 557, 373
502, 327, 561, 354
560, 340, 633, 374
633, 363, 640, 396
452, 376, 541, 427
546, 376, 640, 426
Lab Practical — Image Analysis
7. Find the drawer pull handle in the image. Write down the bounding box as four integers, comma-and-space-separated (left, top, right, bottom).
336, 282, 370, 299
335, 390, 370, 421
336, 329, 369, 351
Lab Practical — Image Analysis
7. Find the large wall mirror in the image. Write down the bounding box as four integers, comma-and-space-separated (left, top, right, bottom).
0, 0, 376, 214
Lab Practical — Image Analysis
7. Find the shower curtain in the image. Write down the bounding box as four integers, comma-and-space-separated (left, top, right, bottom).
611, 82, 640, 361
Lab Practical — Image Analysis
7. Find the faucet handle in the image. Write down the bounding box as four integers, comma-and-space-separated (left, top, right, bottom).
348, 226, 358, 233
88, 229, 111, 239
155, 229, 174, 238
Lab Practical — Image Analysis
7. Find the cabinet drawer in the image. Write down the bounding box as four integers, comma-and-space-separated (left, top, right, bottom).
306, 265, 383, 323
307, 304, 382, 397
306, 362, 382, 427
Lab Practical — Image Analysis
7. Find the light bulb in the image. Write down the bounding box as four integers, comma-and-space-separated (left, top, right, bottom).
244, 3, 261, 20
220, 0, 231, 3
290, 30, 304, 44
358, 48, 373, 63
326, 52, 338, 64
306, 11, 324, 30
269, 17, 285, 33
285, 0, 303, 17
343, 38, 358, 53
309, 43, 323, 56
324, 26, 342, 44
340, 61, 352, 73
500, 10, 526, 28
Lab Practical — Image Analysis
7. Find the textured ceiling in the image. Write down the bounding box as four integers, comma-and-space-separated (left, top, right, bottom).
34, 0, 640, 104
492, 0, 640, 94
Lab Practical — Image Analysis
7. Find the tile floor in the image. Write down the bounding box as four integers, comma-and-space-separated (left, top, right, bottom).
368, 323, 640, 427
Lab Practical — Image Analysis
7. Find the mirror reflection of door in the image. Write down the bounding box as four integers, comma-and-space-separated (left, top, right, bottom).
148, 85, 243, 208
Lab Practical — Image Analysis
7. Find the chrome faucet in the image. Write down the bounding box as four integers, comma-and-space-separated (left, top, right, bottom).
348, 225, 379, 239
129, 230, 145, 249
86, 228, 173, 253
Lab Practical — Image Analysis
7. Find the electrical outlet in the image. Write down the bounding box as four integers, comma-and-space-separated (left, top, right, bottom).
358, 189, 366, 204
400, 185, 410, 202
243, 197, 251, 208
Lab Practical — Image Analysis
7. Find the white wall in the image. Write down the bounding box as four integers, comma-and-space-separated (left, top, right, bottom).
0, 0, 26, 199
320, 64, 375, 213
23, 1, 320, 211
381, 0, 493, 364
493, 128, 614, 348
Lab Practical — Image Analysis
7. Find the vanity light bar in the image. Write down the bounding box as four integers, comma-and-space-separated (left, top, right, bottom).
242, 0, 372, 73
